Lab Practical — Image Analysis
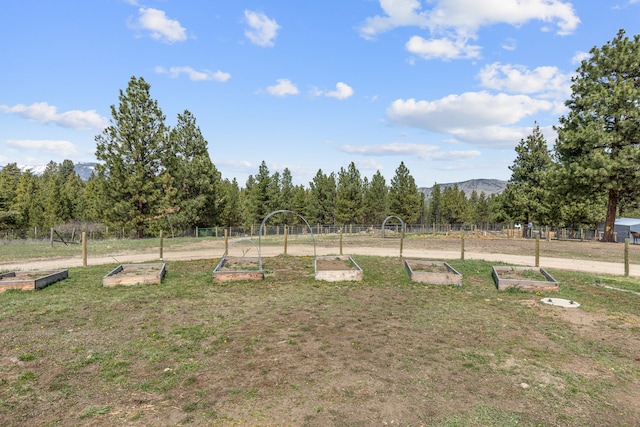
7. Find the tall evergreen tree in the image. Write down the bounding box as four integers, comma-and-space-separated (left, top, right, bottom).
501, 124, 553, 236
335, 162, 365, 224
307, 169, 336, 225
441, 184, 469, 225
363, 171, 388, 224
0, 163, 21, 231
554, 30, 640, 241
164, 110, 220, 230
218, 178, 242, 227
244, 161, 271, 225
12, 171, 40, 232
427, 184, 442, 227
94, 76, 168, 238
291, 185, 309, 223
388, 161, 421, 223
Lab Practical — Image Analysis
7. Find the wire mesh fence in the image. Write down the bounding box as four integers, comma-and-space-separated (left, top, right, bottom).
0, 223, 606, 243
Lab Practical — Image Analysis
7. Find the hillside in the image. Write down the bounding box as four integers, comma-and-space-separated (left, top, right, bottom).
3, 162, 506, 195
5, 162, 97, 181
419, 178, 507, 199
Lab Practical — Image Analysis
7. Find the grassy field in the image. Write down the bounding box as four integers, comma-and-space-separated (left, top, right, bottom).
1, 253, 640, 426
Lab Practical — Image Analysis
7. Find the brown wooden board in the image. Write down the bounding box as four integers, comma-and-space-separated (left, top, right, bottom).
492, 266, 559, 292
0, 270, 68, 293
315, 255, 363, 282
405, 260, 462, 285
213, 256, 264, 282
103, 263, 166, 287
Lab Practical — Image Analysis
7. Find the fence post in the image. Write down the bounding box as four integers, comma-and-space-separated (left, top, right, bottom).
82, 232, 87, 267
284, 226, 288, 255
460, 229, 465, 260
159, 230, 164, 260
625, 238, 630, 277
50, 227, 54, 247
339, 227, 343, 255
224, 229, 229, 256
535, 234, 540, 267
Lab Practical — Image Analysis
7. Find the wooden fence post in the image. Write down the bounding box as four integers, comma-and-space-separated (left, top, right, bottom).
82, 232, 87, 267
284, 226, 288, 255
460, 229, 465, 260
625, 238, 630, 277
159, 230, 164, 260
535, 234, 540, 267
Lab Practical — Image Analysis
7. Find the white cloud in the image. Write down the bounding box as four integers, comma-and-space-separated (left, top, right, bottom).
478, 62, 571, 97
406, 35, 481, 60
0, 102, 107, 130
6, 139, 79, 157
339, 142, 480, 161
244, 10, 280, 47
386, 92, 553, 147
388, 92, 551, 130
265, 79, 299, 97
133, 7, 187, 43
358, 0, 430, 40
572, 50, 590, 64
425, 0, 580, 35
154, 66, 231, 82
317, 82, 354, 100
360, 0, 580, 60
354, 159, 385, 172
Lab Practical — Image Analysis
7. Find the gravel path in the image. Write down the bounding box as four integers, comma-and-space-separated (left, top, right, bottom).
2, 242, 638, 277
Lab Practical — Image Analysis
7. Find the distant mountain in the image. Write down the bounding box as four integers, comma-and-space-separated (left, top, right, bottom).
419, 179, 507, 199
4, 162, 97, 181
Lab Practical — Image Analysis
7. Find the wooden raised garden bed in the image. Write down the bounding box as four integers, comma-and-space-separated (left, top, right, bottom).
103, 263, 166, 287
492, 266, 559, 292
405, 260, 462, 285
0, 270, 68, 293
213, 256, 264, 282
315, 255, 363, 282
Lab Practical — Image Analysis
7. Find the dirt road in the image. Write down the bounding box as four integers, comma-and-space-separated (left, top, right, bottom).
2, 238, 638, 277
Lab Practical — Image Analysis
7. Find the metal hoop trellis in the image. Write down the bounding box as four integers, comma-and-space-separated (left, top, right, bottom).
258, 210, 317, 259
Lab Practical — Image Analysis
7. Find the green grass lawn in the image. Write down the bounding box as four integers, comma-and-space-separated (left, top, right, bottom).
1, 255, 640, 426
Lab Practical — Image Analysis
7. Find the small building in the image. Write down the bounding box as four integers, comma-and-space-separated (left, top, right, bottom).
597, 217, 640, 243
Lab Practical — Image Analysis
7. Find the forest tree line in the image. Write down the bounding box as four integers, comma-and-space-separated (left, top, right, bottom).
1, 30, 640, 241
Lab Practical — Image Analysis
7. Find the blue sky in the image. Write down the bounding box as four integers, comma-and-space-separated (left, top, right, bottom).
1, 0, 639, 188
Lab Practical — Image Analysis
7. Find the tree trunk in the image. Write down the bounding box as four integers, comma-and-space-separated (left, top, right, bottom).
603, 189, 619, 242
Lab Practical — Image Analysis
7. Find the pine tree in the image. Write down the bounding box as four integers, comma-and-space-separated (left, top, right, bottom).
0, 163, 21, 231
554, 30, 640, 241
427, 184, 442, 227
388, 161, 421, 223
244, 161, 271, 225
363, 171, 388, 224
441, 184, 468, 225
12, 171, 40, 232
307, 169, 336, 225
94, 76, 168, 238
502, 124, 553, 236
218, 178, 242, 227
335, 162, 365, 224
164, 110, 220, 230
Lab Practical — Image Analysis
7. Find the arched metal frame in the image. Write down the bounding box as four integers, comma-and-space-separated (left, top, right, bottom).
258, 210, 317, 261
381, 215, 405, 238
214, 237, 262, 271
